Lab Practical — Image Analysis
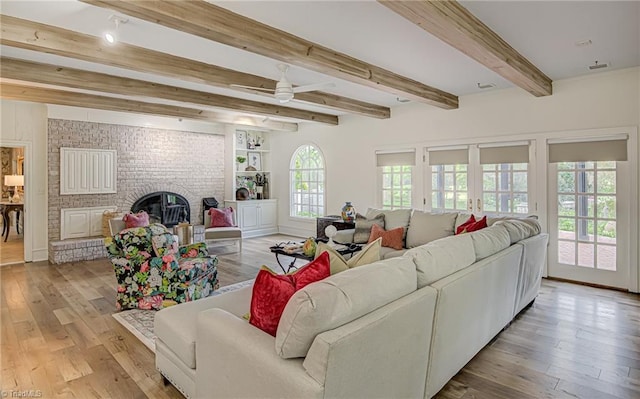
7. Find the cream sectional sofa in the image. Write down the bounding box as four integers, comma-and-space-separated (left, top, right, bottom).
334, 208, 533, 260
154, 217, 547, 399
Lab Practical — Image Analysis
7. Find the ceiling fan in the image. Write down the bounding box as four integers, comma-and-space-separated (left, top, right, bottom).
231, 64, 335, 104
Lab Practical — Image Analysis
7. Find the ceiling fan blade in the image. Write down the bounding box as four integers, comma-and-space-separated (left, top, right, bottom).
230, 84, 275, 92
292, 82, 336, 94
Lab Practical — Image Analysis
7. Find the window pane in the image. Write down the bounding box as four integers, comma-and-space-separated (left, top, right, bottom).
455, 172, 467, 190
559, 195, 575, 216
558, 240, 575, 265
483, 193, 496, 212
444, 173, 454, 190
558, 218, 575, 240
597, 196, 616, 219
596, 220, 616, 242
558, 171, 575, 193
289, 145, 325, 218
597, 245, 616, 271
577, 242, 594, 268
456, 193, 467, 210
513, 172, 527, 192
597, 171, 616, 194
483, 172, 496, 191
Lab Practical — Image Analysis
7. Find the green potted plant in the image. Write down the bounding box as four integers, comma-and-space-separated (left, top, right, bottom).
236, 156, 246, 171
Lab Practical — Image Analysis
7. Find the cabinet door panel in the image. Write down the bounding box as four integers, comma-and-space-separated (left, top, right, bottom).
240, 205, 259, 229
259, 202, 277, 227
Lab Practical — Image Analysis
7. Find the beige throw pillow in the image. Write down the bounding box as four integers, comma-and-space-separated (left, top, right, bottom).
315, 238, 382, 274
353, 213, 385, 243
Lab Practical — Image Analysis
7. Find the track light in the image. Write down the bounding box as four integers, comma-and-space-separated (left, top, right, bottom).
103, 15, 128, 45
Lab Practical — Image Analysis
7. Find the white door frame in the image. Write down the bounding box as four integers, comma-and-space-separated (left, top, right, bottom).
0, 139, 32, 263
545, 127, 638, 292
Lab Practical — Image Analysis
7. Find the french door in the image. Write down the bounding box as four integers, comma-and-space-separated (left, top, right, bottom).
426, 143, 532, 217
548, 160, 630, 288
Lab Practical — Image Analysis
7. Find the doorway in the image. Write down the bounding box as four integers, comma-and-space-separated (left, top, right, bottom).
0, 145, 25, 265
546, 135, 633, 290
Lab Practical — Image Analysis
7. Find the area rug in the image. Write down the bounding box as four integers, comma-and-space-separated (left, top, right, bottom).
112, 279, 254, 352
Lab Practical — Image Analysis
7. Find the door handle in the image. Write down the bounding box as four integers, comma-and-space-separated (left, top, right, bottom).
467, 198, 473, 211
476, 198, 482, 212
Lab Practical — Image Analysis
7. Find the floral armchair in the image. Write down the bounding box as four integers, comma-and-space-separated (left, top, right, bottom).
104, 223, 219, 311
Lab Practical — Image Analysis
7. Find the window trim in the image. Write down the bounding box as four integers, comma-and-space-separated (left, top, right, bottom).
289, 144, 326, 219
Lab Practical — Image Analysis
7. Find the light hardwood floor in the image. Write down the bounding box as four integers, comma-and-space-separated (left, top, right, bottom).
1, 234, 638, 398
0, 230, 24, 265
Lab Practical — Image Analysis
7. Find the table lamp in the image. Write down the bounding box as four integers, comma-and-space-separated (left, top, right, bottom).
4, 175, 24, 203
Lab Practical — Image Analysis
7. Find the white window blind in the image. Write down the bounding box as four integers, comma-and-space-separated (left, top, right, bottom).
427, 147, 469, 165
479, 144, 529, 164
548, 138, 627, 162
376, 150, 416, 167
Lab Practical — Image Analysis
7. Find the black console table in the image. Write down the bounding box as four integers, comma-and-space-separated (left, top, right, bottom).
316, 215, 355, 239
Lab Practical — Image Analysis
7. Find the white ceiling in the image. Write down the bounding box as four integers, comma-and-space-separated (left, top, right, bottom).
1, 0, 638, 122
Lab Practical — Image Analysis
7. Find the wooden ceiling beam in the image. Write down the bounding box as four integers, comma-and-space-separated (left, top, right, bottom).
0, 83, 298, 132
0, 58, 338, 125
379, 0, 552, 97
80, 0, 458, 109
0, 15, 389, 119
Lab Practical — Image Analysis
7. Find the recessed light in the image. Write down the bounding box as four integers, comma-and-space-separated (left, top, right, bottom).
477, 82, 496, 90
396, 97, 410, 103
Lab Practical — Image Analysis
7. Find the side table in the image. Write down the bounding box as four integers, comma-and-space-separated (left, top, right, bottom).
316, 215, 355, 239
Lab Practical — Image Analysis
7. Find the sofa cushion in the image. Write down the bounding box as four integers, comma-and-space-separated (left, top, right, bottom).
469, 224, 511, 261
155, 285, 254, 369
315, 238, 381, 274
276, 257, 417, 359
249, 252, 330, 336
380, 247, 407, 259
353, 213, 385, 244
368, 224, 404, 250
495, 219, 541, 244
406, 211, 457, 248
403, 234, 476, 288
366, 208, 412, 242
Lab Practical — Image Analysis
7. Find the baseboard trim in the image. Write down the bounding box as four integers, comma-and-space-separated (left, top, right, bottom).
31, 248, 48, 262
544, 276, 628, 292
278, 225, 313, 238
242, 227, 278, 238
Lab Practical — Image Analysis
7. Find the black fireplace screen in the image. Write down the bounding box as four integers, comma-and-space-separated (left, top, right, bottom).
131, 192, 190, 228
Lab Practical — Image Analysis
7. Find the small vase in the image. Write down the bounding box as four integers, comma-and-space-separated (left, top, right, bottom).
341, 202, 356, 223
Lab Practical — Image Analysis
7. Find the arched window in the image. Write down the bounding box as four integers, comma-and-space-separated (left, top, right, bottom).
290, 145, 325, 218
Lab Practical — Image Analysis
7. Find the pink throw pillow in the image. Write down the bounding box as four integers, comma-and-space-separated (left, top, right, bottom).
368, 224, 404, 250
123, 211, 150, 228
209, 207, 235, 228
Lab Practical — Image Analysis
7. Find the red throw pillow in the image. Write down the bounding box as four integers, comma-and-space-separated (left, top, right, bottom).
209, 207, 234, 227
368, 223, 404, 250
466, 215, 488, 232
123, 211, 150, 228
456, 214, 476, 235
249, 252, 330, 336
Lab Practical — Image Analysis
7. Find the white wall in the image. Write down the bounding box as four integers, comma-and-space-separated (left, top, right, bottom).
1, 100, 49, 262
269, 67, 640, 290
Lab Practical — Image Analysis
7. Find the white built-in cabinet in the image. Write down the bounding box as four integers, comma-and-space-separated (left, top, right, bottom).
225, 199, 277, 238
60, 206, 116, 239
60, 148, 117, 195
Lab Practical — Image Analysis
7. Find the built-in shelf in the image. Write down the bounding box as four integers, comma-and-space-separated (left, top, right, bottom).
234, 130, 272, 200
